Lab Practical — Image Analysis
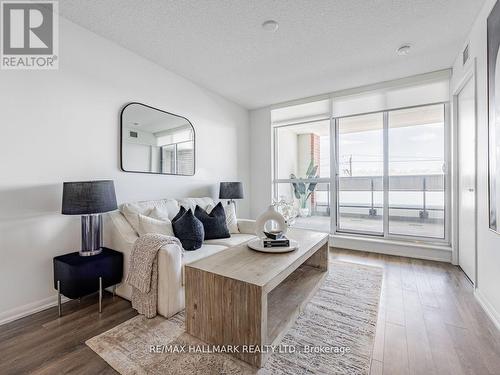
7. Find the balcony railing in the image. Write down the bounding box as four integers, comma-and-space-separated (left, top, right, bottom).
310, 174, 444, 220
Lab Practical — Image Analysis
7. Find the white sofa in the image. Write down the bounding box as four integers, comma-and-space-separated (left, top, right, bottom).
103, 197, 256, 318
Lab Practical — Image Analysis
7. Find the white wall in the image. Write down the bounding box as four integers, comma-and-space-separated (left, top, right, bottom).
0, 16, 249, 323
122, 127, 157, 171
450, 0, 500, 328
249, 107, 272, 218
276, 129, 298, 179
297, 134, 312, 176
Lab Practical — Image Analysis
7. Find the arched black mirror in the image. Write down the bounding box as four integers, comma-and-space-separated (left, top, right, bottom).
120, 103, 195, 176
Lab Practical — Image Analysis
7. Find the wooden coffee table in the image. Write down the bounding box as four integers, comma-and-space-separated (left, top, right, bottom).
185, 228, 329, 367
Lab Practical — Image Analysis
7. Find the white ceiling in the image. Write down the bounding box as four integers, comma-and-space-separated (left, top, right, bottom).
59, 0, 485, 109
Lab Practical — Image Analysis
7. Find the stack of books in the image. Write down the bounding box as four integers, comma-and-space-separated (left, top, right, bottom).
262, 236, 290, 248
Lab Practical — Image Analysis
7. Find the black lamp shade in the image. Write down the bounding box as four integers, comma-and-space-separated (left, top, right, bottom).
62, 180, 117, 215
219, 182, 244, 200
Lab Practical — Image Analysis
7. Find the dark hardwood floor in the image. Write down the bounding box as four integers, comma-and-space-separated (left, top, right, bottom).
0, 292, 136, 375
1, 248, 499, 374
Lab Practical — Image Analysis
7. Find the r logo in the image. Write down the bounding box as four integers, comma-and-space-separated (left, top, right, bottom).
2, 2, 53, 55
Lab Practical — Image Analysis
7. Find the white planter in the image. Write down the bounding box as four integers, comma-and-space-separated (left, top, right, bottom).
299, 208, 310, 217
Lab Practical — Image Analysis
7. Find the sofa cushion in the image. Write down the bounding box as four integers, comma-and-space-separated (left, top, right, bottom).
195, 203, 230, 240
178, 197, 214, 212
172, 208, 204, 251
182, 244, 228, 265
204, 233, 256, 247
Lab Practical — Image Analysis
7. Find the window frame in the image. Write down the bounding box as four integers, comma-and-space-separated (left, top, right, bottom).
160, 139, 194, 175
332, 102, 451, 245
272, 101, 451, 246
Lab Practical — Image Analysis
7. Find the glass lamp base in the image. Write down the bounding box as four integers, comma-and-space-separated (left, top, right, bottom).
80, 214, 103, 256
79, 248, 103, 256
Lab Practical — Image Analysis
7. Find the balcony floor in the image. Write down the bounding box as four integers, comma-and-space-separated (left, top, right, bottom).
294, 215, 444, 239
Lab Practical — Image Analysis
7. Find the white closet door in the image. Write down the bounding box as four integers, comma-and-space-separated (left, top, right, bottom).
457, 76, 476, 283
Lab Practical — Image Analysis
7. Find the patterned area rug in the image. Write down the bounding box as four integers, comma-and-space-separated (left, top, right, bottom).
86, 260, 382, 375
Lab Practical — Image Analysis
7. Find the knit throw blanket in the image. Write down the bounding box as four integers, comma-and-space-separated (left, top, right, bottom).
126, 233, 182, 318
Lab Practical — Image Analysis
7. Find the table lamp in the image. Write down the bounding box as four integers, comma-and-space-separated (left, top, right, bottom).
219, 182, 244, 206
62, 180, 117, 256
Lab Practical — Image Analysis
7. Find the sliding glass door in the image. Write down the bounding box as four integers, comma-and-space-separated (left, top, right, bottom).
388, 104, 445, 239
337, 113, 384, 235
335, 103, 447, 241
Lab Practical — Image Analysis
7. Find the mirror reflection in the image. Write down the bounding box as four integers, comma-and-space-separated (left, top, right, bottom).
121, 103, 195, 175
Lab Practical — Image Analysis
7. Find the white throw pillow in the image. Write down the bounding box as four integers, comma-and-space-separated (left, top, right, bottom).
137, 214, 174, 237
224, 202, 239, 234
149, 206, 171, 221
121, 204, 152, 234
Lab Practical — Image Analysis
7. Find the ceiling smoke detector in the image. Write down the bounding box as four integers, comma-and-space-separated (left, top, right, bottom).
397, 45, 411, 56
262, 20, 279, 32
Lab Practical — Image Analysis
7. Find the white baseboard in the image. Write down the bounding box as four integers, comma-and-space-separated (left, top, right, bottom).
330, 234, 452, 262
474, 289, 500, 331
0, 294, 69, 326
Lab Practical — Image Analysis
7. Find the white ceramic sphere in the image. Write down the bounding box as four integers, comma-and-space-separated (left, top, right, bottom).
255, 205, 288, 238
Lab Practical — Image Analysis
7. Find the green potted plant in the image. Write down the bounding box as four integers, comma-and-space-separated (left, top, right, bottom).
290, 160, 319, 217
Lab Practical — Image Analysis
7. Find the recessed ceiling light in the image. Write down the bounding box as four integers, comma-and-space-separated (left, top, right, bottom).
262, 20, 279, 32
397, 45, 411, 56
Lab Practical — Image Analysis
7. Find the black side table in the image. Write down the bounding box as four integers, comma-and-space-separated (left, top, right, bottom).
53, 247, 123, 317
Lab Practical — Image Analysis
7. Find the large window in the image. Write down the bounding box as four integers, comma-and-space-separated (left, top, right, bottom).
273, 119, 331, 232
271, 73, 450, 244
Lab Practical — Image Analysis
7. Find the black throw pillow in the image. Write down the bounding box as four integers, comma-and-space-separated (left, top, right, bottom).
194, 202, 230, 240
172, 206, 186, 222
172, 208, 204, 251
